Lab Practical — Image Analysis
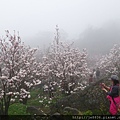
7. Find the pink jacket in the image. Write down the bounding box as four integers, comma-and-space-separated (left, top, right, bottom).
107, 95, 120, 115
107, 85, 120, 115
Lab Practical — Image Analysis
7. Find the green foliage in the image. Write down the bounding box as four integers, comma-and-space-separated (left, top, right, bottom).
99, 103, 108, 115
26, 88, 66, 114
30, 88, 43, 98
27, 88, 43, 106
28, 88, 65, 106
8, 103, 30, 115
83, 110, 93, 115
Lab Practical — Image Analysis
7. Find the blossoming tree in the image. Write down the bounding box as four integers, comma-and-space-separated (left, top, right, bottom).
96, 44, 120, 77
0, 31, 41, 115
40, 26, 90, 96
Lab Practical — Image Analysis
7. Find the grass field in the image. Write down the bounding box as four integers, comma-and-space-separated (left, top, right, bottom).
8, 88, 65, 115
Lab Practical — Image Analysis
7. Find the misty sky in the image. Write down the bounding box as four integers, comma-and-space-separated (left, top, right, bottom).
0, 0, 120, 43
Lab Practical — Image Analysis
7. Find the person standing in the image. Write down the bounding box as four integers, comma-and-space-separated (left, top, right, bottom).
93, 69, 96, 82
100, 75, 120, 115
96, 67, 100, 80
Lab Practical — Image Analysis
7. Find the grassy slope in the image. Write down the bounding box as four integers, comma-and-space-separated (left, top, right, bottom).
8, 87, 110, 115
8, 88, 65, 115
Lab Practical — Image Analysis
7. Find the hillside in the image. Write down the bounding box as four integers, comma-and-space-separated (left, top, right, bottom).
75, 21, 120, 55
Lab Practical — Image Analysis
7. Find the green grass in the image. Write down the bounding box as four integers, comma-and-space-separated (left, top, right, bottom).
8, 103, 30, 115
27, 88, 67, 114
8, 87, 109, 115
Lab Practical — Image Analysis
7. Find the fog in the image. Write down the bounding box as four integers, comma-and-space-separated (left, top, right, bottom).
0, 0, 120, 54
75, 20, 120, 55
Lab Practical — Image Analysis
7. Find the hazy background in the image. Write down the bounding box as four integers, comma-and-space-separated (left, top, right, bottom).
0, 0, 120, 54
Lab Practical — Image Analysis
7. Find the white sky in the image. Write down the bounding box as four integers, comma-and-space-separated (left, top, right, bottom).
0, 0, 120, 41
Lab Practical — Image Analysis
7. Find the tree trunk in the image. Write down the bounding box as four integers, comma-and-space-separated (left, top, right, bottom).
21, 98, 28, 105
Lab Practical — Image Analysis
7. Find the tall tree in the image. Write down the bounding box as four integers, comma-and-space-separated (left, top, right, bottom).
0, 31, 41, 115
40, 26, 90, 96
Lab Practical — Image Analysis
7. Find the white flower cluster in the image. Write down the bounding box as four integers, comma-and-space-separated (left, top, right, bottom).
97, 44, 120, 76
